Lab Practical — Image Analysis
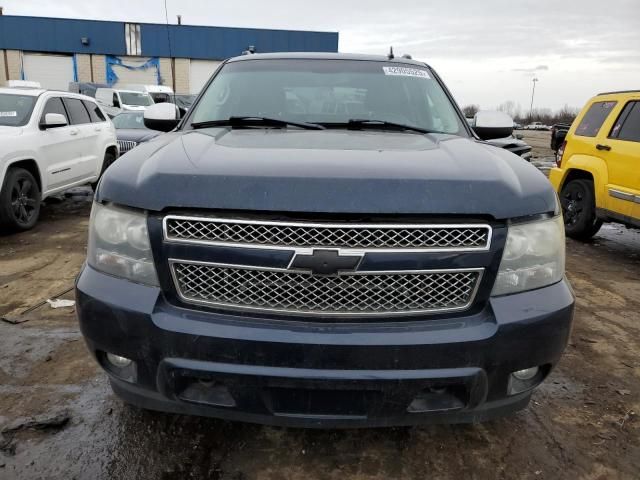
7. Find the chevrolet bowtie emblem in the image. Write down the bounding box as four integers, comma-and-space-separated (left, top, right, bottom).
288, 249, 364, 275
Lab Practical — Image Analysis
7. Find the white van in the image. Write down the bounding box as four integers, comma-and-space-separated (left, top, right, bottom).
94, 88, 153, 117
122, 84, 174, 104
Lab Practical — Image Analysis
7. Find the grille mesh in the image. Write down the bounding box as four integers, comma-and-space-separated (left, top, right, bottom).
172, 263, 481, 316
165, 217, 490, 250
117, 140, 137, 154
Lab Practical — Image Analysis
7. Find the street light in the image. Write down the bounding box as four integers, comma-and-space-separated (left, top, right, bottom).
529, 77, 539, 122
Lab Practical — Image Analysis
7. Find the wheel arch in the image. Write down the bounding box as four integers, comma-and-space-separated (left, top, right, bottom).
105, 144, 118, 158
2, 159, 43, 193
559, 155, 608, 208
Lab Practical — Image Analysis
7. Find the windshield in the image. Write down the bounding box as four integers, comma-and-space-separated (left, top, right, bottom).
112, 112, 146, 129
150, 92, 171, 104
0, 94, 37, 127
189, 59, 467, 135
119, 92, 153, 107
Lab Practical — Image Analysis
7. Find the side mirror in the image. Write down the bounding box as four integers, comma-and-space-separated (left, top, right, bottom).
472, 111, 514, 140
144, 103, 180, 132
113, 98, 120, 108
41, 113, 68, 129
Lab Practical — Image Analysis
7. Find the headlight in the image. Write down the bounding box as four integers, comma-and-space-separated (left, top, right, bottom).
87, 203, 159, 286
492, 215, 565, 296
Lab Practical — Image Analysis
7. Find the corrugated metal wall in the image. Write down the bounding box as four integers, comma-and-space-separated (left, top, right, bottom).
0, 16, 125, 55
140, 24, 340, 60
0, 15, 339, 60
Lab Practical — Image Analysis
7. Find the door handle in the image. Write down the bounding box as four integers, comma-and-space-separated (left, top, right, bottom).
69, 129, 79, 136
94, 127, 102, 132
596, 144, 611, 151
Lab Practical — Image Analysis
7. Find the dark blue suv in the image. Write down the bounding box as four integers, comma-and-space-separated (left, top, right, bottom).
76, 53, 574, 428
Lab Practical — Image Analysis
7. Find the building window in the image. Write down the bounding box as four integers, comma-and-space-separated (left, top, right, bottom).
125, 23, 142, 56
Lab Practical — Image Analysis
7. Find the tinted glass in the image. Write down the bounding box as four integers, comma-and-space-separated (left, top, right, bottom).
83, 100, 106, 122
64, 98, 91, 125
610, 101, 640, 143
40, 97, 68, 124
119, 92, 153, 106
0, 94, 37, 127
112, 112, 146, 129
190, 60, 467, 136
150, 92, 171, 103
575, 101, 616, 137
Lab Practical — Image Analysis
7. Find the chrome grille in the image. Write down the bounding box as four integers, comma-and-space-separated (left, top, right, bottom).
171, 262, 483, 316
164, 216, 491, 251
117, 140, 138, 154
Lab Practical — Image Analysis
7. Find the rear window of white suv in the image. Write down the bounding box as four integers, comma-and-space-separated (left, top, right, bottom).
0, 94, 37, 127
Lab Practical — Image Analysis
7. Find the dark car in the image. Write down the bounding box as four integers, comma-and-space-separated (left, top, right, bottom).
467, 117, 532, 160
76, 53, 574, 428
551, 123, 571, 152
111, 112, 161, 154
488, 134, 532, 160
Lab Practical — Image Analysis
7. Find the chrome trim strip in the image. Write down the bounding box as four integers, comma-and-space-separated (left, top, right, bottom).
162, 215, 493, 253
609, 189, 637, 203
168, 259, 485, 317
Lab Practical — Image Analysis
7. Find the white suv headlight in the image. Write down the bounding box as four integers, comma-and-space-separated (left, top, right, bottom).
492, 215, 565, 296
87, 203, 159, 286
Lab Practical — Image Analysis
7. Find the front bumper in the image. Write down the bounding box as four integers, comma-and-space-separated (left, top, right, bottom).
76, 266, 575, 428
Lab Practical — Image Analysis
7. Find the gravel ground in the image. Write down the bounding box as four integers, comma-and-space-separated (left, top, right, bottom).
1, 138, 639, 479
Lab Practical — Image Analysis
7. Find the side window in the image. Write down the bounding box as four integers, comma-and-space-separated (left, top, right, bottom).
575, 101, 617, 137
63, 98, 92, 125
113, 93, 121, 108
40, 97, 68, 124
83, 100, 107, 123
610, 101, 640, 143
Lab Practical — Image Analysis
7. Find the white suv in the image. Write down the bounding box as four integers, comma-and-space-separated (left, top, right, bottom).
0, 88, 118, 231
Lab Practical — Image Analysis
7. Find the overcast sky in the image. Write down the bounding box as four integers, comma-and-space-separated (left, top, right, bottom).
3, 0, 639, 111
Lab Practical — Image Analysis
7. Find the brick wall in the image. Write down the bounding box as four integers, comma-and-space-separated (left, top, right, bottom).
91, 55, 106, 84
75, 54, 92, 82
159, 57, 173, 88
0, 50, 7, 85
5, 50, 22, 80
174, 58, 190, 94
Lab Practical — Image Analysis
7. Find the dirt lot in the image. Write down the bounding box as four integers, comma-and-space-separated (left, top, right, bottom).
1, 132, 639, 480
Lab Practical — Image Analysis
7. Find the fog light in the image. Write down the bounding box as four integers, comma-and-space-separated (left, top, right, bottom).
512, 367, 539, 381
106, 353, 133, 368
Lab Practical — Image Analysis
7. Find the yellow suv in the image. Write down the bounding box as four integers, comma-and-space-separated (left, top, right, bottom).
549, 90, 640, 240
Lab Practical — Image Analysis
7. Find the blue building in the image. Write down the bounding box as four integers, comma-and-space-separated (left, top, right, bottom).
0, 14, 339, 93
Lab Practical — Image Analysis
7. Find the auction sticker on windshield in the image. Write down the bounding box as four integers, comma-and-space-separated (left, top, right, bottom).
0, 111, 17, 117
382, 67, 430, 79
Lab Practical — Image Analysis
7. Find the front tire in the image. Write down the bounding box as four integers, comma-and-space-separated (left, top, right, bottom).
560, 179, 603, 240
0, 167, 41, 232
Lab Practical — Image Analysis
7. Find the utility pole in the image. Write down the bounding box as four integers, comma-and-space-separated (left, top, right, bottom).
529, 77, 539, 122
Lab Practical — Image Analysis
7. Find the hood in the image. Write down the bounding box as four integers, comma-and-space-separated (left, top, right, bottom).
98, 129, 557, 219
122, 105, 147, 112
0, 126, 23, 136
486, 136, 528, 148
116, 128, 161, 143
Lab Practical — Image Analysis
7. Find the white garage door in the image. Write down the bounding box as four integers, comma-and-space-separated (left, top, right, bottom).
22, 53, 74, 91
190, 60, 221, 94
111, 57, 159, 87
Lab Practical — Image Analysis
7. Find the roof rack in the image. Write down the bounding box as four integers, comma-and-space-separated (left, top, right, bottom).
597, 89, 640, 96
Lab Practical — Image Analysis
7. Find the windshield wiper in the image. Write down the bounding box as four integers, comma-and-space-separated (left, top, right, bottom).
321, 119, 438, 135
191, 116, 325, 130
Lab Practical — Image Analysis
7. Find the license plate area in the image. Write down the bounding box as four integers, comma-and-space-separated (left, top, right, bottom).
263, 388, 382, 419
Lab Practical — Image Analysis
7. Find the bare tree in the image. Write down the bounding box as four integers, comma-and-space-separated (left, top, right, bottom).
497, 100, 517, 118
555, 104, 580, 124
462, 104, 479, 118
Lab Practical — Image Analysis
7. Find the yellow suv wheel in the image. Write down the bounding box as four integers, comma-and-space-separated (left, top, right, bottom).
560, 179, 603, 240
